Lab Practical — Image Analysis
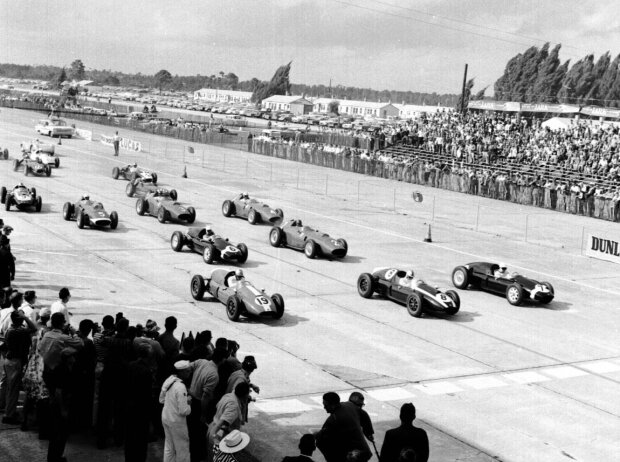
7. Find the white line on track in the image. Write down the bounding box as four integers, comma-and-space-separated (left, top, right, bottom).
19, 269, 126, 282
7, 126, 620, 297
79, 300, 186, 314
13, 248, 79, 257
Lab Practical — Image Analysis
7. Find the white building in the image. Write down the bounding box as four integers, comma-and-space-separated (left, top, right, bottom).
393, 103, 448, 119
311, 97, 338, 113
337, 100, 399, 118
261, 95, 313, 115
193, 88, 253, 104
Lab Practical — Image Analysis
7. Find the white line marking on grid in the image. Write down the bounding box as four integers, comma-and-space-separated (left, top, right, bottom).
414, 381, 464, 395
366, 387, 416, 401
254, 399, 316, 414
502, 371, 551, 384
310, 393, 350, 405
579, 361, 620, 374
458, 376, 508, 390
542, 366, 589, 379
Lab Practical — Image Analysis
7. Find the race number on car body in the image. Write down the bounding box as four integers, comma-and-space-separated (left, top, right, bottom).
255, 296, 271, 310
385, 269, 397, 280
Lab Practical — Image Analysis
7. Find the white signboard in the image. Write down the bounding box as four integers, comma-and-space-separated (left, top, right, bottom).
100, 134, 142, 152
585, 233, 620, 264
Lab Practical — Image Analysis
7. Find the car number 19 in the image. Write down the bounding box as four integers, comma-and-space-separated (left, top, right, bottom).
255, 296, 270, 306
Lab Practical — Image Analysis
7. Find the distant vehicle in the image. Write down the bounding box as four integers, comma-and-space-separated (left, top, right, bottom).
171, 227, 248, 264
269, 219, 348, 259
1, 184, 42, 212
35, 118, 74, 138
112, 164, 158, 184
63, 197, 119, 230
13, 157, 51, 177
20, 140, 60, 168
136, 190, 196, 224
125, 180, 177, 200
222, 193, 283, 225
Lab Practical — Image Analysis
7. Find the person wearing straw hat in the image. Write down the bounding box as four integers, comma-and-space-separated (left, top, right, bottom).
213, 429, 250, 462
160, 360, 192, 462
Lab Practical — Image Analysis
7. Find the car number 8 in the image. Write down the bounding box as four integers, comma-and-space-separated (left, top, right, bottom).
385, 269, 397, 280
255, 296, 270, 305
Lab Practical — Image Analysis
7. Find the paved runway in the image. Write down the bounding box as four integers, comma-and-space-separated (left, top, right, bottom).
1, 108, 619, 462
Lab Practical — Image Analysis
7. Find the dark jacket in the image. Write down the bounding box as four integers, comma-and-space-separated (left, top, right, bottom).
380, 424, 429, 462
0, 246, 15, 288
316, 403, 371, 462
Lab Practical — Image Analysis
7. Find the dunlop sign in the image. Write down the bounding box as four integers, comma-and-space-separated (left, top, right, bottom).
585, 233, 620, 264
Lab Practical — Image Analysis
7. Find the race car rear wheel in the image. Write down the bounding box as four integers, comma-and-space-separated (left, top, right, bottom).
222, 200, 235, 217
269, 227, 283, 247
151, 173, 158, 184
3, 149, 7, 160
55, 158, 59, 168
63, 202, 73, 220
125, 182, 135, 197
304, 240, 317, 259
275, 208, 283, 218
12, 159, 19, 171
45, 166, 51, 177
226, 296, 242, 322
5, 197, 11, 211
110, 212, 119, 230
76, 210, 86, 229
186, 207, 196, 224
452, 266, 469, 289
337, 238, 348, 258
112, 167, 120, 179
31, 188, 36, 199
170, 231, 185, 251
248, 209, 259, 225
406, 293, 424, 318
0, 187, 6, 204
24, 166, 30, 176
357, 273, 375, 298
445, 290, 460, 315
136, 198, 147, 215
202, 244, 215, 264
271, 293, 285, 319
190, 275, 205, 300
169, 189, 178, 201
157, 207, 169, 223
506, 284, 524, 306
35, 196, 42, 213
236, 243, 248, 263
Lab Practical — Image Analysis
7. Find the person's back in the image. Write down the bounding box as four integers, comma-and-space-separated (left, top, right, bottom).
380, 403, 429, 462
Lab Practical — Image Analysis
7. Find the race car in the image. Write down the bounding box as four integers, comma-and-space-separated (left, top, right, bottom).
125, 179, 177, 200
20, 140, 60, 168
1, 184, 42, 212
190, 268, 284, 321
35, 118, 74, 138
62, 196, 119, 230
171, 227, 248, 264
221, 193, 283, 225
451, 262, 554, 306
136, 190, 196, 224
269, 219, 348, 259
112, 164, 158, 184
12, 157, 51, 177
357, 268, 460, 317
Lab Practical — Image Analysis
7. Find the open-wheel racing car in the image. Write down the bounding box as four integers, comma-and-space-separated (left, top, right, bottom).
1, 184, 42, 212
222, 193, 283, 225
63, 196, 119, 230
112, 164, 158, 184
269, 219, 347, 259
136, 190, 196, 224
12, 157, 51, 177
451, 262, 554, 306
20, 140, 60, 168
357, 268, 460, 317
190, 268, 284, 321
126, 179, 177, 200
171, 227, 248, 264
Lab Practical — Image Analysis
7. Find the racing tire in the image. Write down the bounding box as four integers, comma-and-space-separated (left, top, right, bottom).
35, 196, 42, 213
275, 208, 283, 219
31, 188, 36, 199
202, 244, 215, 264
452, 266, 469, 289
169, 189, 178, 201
76, 210, 86, 229
539, 281, 554, 304
406, 293, 424, 318
226, 296, 242, 322
62, 202, 73, 220
12, 159, 19, 171
24, 166, 30, 176
337, 238, 348, 258
445, 290, 460, 315
236, 243, 248, 263
157, 207, 169, 223
506, 284, 524, 306
186, 207, 196, 224
0, 187, 6, 204
151, 173, 158, 185
125, 182, 135, 197
190, 274, 205, 300
357, 273, 375, 298
3, 149, 7, 160
55, 158, 59, 168
269, 227, 283, 247
45, 166, 51, 177
112, 167, 120, 179
271, 293, 285, 319
4, 197, 10, 211
136, 198, 147, 216
304, 240, 317, 259
130, 172, 138, 182
248, 209, 259, 225
170, 231, 184, 251
110, 211, 119, 230
222, 200, 235, 217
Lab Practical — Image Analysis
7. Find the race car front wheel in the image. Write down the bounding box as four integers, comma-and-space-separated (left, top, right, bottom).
452, 266, 469, 289
406, 293, 424, 318
136, 198, 147, 216
125, 182, 135, 197
271, 293, 285, 319
110, 212, 119, 230
112, 167, 120, 179
236, 243, 248, 263
0, 187, 6, 204
269, 227, 283, 247
226, 296, 242, 322
170, 231, 184, 252
506, 284, 524, 306
202, 244, 215, 264
357, 273, 375, 298
445, 290, 460, 315
222, 200, 235, 217
62, 202, 74, 220
248, 209, 259, 225
304, 240, 317, 259
35, 196, 42, 213
190, 275, 205, 300
186, 207, 196, 224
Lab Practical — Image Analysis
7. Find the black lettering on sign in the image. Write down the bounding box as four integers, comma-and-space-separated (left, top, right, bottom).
592, 237, 599, 251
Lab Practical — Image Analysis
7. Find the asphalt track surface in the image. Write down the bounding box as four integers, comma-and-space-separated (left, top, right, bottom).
1, 108, 619, 462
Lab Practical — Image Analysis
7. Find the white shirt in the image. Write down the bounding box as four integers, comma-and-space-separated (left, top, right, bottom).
159, 375, 192, 423
50, 300, 70, 320
19, 302, 37, 323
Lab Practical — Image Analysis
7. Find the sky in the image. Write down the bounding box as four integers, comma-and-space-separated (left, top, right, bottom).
1, 0, 618, 95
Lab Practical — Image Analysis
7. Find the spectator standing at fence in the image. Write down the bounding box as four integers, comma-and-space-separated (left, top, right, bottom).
380, 403, 429, 462
113, 131, 121, 156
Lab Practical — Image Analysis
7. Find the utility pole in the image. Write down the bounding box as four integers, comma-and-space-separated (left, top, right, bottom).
329, 78, 332, 97
460, 63, 468, 114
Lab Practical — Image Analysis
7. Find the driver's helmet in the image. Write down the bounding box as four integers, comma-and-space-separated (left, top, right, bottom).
82, 194, 90, 200
205, 226, 214, 237
17, 183, 25, 189
133, 163, 138, 168
235, 269, 244, 280
405, 270, 414, 280
499, 262, 507, 271
242, 192, 249, 200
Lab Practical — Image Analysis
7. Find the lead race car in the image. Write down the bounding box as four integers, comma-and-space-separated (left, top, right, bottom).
136, 189, 196, 224
112, 163, 158, 184
1, 184, 42, 212
451, 262, 554, 306
222, 193, 283, 225
190, 269, 284, 321
269, 219, 348, 259
357, 268, 460, 317
12, 155, 51, 177
20, 140, 60, 168
126, 178, 177, 200
171, 227, 248, 264
63, 195, 119, 230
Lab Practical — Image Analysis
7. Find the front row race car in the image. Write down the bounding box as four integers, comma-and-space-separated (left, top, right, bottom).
136, 190, 196, 224
451, 262, 554, 306
20, 140, 60, 168
1, 184, 42, 212
269, 219, 348, 259
171, 227, 248, 264
357, 268, 460, 318
126, 179, 177, 200
13, 157, 51, 177
63, 196, 119, 230
190, 269, 284, 321
112, 164, 158, 184
222, 193, 283, 225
